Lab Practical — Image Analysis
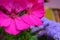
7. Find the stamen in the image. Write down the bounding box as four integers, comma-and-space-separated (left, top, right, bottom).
17, 9, 27, 16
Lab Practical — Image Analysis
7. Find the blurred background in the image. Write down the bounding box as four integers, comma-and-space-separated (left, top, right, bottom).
44, 0, 60, 23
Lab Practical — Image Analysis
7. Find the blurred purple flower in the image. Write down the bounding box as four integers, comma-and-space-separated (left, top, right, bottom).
30, 17, 60, 40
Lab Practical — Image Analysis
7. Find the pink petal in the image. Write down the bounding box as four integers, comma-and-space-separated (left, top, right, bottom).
3, 5, 11, 12
30, 3, 44, 18
27, 0, 37, 4
1, 0, 28, 13
14, 0, 27, 7
29, 15, 42, 26
38, 0, 44, 3
3, 19, 20, 35
15, 17, 29, 30
20, 14, 35, 25
31, 3, 44, 11
32, 10, 44, 18
0, 11, 11, 27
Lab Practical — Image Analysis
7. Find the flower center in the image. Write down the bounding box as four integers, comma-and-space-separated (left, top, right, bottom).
8, 9, 27, 19
9, 9, 17, 18
0, 6, 27, 19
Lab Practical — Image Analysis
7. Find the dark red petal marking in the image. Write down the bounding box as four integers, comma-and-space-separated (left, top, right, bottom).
0, 6, 10, 15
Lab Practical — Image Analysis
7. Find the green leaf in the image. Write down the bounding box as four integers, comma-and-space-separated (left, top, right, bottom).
0, 28, 38, 40
29, 36, 38, 40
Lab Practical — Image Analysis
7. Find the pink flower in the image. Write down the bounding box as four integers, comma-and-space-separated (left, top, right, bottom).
0, 0, 44, 35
